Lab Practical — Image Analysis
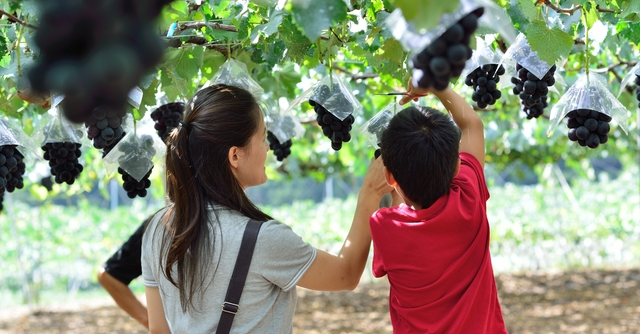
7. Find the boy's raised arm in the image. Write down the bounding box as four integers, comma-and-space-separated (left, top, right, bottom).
400, 80, 485, 168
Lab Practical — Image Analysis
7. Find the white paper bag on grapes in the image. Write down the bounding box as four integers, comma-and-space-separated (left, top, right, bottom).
548, 72, 629, 148
616, 61, 640, 97
0, 116, 40, 162
360, 102, 406, 156
205, 59, 265, 101
103, 117, 165, 182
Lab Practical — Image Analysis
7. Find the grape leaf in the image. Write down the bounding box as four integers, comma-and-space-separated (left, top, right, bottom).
379, 38, 405, 66
165, 47, 204, 80
507, 0, 529, 29
237, 16, 250, 40
264, 39, 286, 67
250, 10, 286, 43
291, 0, 347, 41
140, 77, 160, 116
0, 34, 6, 55
160, 67, 188, 101
583, 1, 599, 29
619, 0, 640, 22
525, 20, 574, 65
393, 0, 459, 32
279, 15, 311, 63
272, 63, 301, 97
518, 0, 538, 22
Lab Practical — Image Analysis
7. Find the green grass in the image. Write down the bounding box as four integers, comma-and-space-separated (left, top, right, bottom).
0, 166, 638, 307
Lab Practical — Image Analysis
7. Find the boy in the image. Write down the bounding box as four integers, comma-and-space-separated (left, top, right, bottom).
98, 219, 149, 329
370, 81, 507, 333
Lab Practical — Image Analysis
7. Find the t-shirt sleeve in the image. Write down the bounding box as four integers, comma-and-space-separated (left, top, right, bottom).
256, 220, 317, 291
459, 152, 490, 202
103, 221, 146, 285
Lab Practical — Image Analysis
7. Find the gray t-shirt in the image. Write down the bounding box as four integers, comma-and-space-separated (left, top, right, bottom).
142, 206, 317, 334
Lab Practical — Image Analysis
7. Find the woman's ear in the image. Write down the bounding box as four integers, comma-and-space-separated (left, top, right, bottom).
228, 146, 240, 169
384, 167, 398, 187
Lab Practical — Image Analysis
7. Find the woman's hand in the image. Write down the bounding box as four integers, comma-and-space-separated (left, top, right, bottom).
360, 157, 393, 200
399, 77, 432, 105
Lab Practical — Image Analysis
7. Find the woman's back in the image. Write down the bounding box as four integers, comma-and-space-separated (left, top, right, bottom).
142, 206, 316, 334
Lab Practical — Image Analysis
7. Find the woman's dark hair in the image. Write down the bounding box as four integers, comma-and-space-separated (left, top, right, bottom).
161, 84, 273, 312
381, 106, 461, 209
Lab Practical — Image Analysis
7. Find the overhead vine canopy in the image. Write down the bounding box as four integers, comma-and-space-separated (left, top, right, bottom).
0, 0, 638, 191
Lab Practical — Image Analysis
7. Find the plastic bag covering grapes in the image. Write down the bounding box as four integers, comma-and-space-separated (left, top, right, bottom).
286, 75, 362, 121
205, 59, 265, 100
103, 117, 165, 182
41, 107, 83, 146
617, 61, 640, 97
548, 72, 629, 136
360, 102, 404, 148
504, 33, 554, 81
267, 114, 305, 145
127, 87, 143, 110
0, 118, 20, 148
385, 0, 516, 54
1, 117, 39, 161
460, 38, 516, 87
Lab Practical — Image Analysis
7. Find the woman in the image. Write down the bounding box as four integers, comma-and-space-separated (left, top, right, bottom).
142, 84, 390, 333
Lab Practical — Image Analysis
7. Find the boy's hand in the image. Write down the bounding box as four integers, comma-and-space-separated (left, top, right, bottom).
399, 78, 432, 105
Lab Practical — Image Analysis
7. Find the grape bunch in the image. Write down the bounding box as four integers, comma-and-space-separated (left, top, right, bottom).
5, 150, 26, 193
311, 101, 355, 151
150, 102, 185, 142
565, 109, 611, 149
85, 105, 127, 149
511, 64, 556, 119
119, 167, 152, 199
411, 8, 484, 91
0, 145, 21, 191
28, 0, 172, 123
267, 131, 292, 161
465, 64, 505, 108
634, 73, 640, 109
116, 134, 156, 198
41, 142, 84, 185
310, 84, 355, 151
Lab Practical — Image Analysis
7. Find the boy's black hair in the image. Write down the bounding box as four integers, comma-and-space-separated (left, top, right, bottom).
380, 106, 461, 209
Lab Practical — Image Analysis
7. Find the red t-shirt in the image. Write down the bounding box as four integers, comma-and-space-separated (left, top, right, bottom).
370, 153, 507, 334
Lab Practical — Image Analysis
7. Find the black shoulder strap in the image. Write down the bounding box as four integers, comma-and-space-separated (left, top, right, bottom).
216, 219, 264, 334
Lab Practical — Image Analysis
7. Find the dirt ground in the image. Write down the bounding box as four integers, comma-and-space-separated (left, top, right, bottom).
1, 267, 639, 333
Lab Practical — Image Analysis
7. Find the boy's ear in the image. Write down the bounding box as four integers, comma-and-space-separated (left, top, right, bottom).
384, 167, 397, 187
454, 158, 461, 176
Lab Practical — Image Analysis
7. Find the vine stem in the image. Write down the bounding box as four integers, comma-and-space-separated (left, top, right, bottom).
583, 9, 589, 76
541, 0, 619, 15
15, 15, 27, 77
0, 9, 38, 29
